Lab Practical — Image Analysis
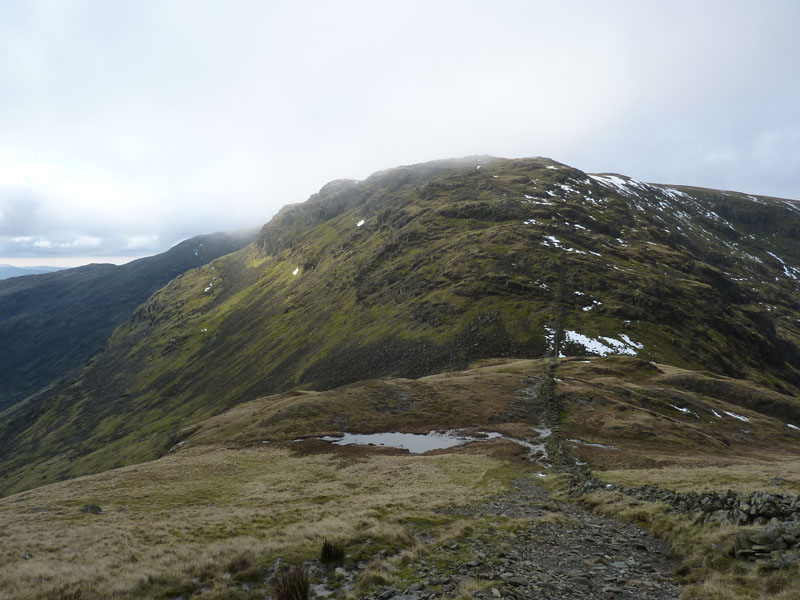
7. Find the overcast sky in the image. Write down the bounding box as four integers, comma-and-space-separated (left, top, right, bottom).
1, 0, 799, 266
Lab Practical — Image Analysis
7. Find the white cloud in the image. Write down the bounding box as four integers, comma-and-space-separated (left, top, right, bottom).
0, 0, 799, 264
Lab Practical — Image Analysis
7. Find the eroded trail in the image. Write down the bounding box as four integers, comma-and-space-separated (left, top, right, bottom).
363, 477, 681, 600
440, 478, 680, 599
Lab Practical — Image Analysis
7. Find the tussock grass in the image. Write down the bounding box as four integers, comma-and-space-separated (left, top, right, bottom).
453, 577, 492, 600
272, 563, 309, 600
0, 446, 509, 599
320, 539, 345, 564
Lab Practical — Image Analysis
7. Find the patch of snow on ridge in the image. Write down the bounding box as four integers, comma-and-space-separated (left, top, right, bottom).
618, 334, 643, 349
562, 330, 642, 357
671, 405, 698, 417
660, 187, 692, 201
292, 267, 299, 275
723, 411, 750, 422
541, 235, 587, 254
590, 174, 645, 197
788, 424, 800, 431
766, 251, 799, 280
712, 409, 722, 418
356, 219, 365, 227
544, 235, 561, 246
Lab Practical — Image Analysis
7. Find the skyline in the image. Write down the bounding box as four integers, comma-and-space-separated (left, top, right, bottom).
2, 0, 800, 267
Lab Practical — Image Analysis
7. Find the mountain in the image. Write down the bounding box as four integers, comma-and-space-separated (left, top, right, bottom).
0, 264, 63, 280
1, 156, 799, 495
0, 229, 258, 412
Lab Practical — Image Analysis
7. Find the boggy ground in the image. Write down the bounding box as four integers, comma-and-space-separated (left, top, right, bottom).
356, 477, 681, 600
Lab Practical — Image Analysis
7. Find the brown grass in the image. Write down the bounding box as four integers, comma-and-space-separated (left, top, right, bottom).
0, 445, 511, 599
597, 458, 800, 495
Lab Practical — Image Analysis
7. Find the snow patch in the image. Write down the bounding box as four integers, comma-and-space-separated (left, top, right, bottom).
618, 334, 643, 349
671, 405, 698, 417
561, 330, 642, 356
723, 411, 750, 422
711, 409, 722, 419
788, 424, 800, 431
292, 267, 299, 276
582, 300, 602, 312
541, 235, 587, 254
766, 251, 799, 279
356, 219, 365, 227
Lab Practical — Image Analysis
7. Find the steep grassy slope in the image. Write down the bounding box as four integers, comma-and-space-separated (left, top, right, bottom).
0, 229, 257, 411
1, 156, 799, 494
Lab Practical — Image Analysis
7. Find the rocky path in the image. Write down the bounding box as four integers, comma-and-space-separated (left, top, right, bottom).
363, 477, 681, 600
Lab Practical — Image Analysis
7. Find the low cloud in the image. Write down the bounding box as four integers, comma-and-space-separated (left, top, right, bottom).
1, 1, 799, 265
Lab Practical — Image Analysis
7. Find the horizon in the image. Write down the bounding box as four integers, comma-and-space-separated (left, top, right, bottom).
0, 254, 146, 268
4, 151, 800, 268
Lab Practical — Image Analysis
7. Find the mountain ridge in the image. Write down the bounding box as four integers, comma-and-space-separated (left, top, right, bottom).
0, 228, 259, 412
0, 264, 63, 280
1, 155, 799, 495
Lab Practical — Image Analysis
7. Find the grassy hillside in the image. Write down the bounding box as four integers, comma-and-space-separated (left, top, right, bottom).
0, 228, 257, 411
2, 358, 800, 599
1, 156, 799, 495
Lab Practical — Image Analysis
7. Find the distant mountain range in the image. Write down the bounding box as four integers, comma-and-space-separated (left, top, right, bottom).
0, 264, 63, 280
1, 156, 799, 495
0, 228, 258, 414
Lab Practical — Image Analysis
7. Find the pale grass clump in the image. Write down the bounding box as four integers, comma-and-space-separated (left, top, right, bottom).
452, 577, 490, 600
536, 511, 580, 527
348, 558, 400, 598
0, 445, 507, 599
396, 541, 429, 566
